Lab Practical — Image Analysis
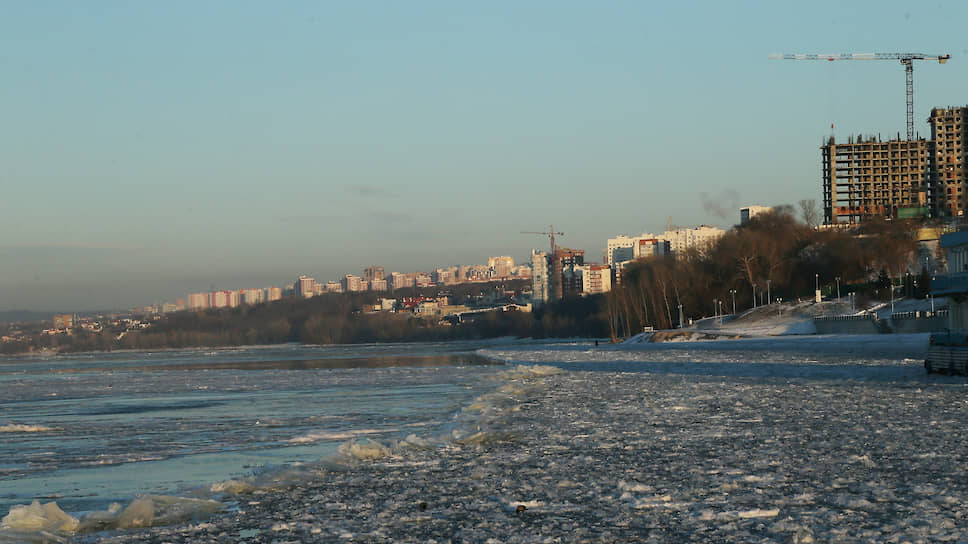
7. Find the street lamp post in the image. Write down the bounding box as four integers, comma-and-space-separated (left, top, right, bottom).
678, 303, 684, 329
815, 273, 820, 304
766, 279, 771, 306
835, 277, 841, 301
751, 283, 756, 308
718, 300, 723, 325
730, 289, 737, 315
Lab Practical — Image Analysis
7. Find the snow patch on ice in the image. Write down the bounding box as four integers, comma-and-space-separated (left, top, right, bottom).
737, 508, 780, 518
849, 454, 876, 468
79, 495, 222, 531
288, 428, 385, 444
337, 439, 391, 461
1, 501, 78, 532
496, 364, 563, 380
0, 424, 57, 433
210, 479, 256, 494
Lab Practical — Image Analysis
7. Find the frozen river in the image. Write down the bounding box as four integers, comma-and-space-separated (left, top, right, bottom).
0, 342, 507, 518
3, 335, 967, 542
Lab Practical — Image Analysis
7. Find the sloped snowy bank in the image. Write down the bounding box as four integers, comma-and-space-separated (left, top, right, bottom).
58, 343, 968, 544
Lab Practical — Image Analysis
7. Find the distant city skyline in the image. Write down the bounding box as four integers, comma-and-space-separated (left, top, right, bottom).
3, 1, 965, 311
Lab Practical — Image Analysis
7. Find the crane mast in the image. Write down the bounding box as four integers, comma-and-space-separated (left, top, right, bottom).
521, 225, 564, 256
769, 52, 950, 140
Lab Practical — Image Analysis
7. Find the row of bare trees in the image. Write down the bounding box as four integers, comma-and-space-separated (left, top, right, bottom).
605, 209, 922, 341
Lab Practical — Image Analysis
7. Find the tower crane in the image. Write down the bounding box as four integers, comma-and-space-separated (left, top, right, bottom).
521, 225, 564, 256
769, 52, 950, 140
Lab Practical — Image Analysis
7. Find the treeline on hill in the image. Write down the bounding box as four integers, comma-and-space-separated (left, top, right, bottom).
112, 281, 609, 351
604, 209, 925, 340
4, 210, 931, 354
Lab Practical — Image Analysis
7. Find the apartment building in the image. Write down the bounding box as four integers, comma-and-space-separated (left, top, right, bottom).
821, 105, 968, 223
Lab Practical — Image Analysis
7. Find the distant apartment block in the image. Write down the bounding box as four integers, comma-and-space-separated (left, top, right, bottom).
414, 273, 433, 288
606, 231, 694, 266
241, 288, 264, 305
266, 287, 283, 301
512, 265, 532, 279
488, 256, 514, 278
572, 264, 612, 296
554, 248, 585, 300
661, 226, 723, 255
363, 266, 386, 283
531, 250, 550, 305
296, 275, 316, 298
370, 278, 388, 292
52, 314, 73, 330
740, 205, 774, 225
605, 235, 641, 266
390, 272, 414, 290
342, 274, 364, 293
434, 267, 458, 285
188, 292, 210, 310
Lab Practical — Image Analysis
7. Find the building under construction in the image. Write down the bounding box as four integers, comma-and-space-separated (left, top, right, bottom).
823, 106, 968, 224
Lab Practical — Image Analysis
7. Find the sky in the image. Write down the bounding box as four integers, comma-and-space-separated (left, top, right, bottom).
2, 1, 966, 312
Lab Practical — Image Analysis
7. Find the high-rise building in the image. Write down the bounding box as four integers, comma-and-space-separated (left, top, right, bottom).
212, 290, 230, 308
605, 235, 642, 266
740, 205, 774, 225
581, 264, 612, 295
390, 272, 414, 290
242, 288, 264, 305
554, 248, 585, 300
370, 278, 388, 291
188, 292, 210, 311
531, 250, 550, 305
342, 274, 364, 292
660, 226, 723, 256
634, 238, 670, 259
821, 105, 968, 223
363, 266, 386, 283
434, 267, 458, 285
822, 136, 931, 224
930, 106, 968, 217
266, 287, 283, 302
296, 275, 316, 298
488, 256, 514, 278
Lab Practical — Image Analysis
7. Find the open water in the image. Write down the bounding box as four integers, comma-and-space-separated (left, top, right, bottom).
0, 341, 508, 518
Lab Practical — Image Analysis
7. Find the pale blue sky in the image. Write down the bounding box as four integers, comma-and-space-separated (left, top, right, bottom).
1, 1, 965, 311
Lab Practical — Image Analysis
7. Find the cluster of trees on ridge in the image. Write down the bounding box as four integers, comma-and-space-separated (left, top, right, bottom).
603, 207, 926, 340
3, 208, 931, 353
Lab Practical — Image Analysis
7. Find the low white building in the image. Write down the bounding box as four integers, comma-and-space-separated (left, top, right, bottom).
740, 205, 774, 226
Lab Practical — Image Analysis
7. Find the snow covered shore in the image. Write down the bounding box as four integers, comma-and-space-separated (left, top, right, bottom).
54, 345, 968, 544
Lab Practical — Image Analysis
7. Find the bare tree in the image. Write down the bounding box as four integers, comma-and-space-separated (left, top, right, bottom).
799, 199, 820, 228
